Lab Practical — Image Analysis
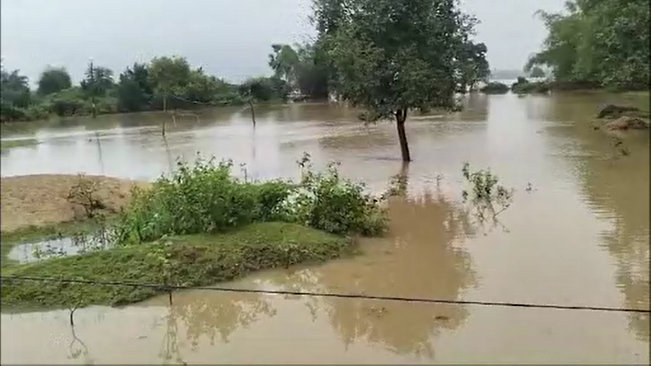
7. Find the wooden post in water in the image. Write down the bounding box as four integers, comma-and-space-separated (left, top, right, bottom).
249, 100, 256, 127
95, 131, 104, 174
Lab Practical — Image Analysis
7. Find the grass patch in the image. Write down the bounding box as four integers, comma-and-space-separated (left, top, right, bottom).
0, 138, 39, 150
1, 220, 107, 268
0, 222, 352, 309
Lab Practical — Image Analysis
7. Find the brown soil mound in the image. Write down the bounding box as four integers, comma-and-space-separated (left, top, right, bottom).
1, 175, 149, 232
603, 116, 650, 131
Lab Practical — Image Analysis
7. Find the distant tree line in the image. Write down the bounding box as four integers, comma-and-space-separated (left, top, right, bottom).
526, 0, 649, 90
0, 56, 290, 123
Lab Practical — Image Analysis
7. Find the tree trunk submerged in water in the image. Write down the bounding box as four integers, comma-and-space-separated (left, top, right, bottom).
395, 109, 411, 162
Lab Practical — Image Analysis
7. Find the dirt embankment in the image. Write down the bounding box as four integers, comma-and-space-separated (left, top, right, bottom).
596, 104, 650, 131
1, 175, 149, 232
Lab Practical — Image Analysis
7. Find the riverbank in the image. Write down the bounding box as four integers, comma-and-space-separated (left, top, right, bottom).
1, 174, 146, 268
0, 174, 146, 233
0, 163, 382, 309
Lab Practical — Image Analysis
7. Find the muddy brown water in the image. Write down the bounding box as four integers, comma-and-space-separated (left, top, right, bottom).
1, 92, 649, 364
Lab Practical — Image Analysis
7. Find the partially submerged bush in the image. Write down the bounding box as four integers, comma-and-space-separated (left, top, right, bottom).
479, 82, 509, 94
511, 77, 551, 95
115, 158, 294, 243
283, 154, 387, 236
461, 162, 514, 220
115, 154, 388, 244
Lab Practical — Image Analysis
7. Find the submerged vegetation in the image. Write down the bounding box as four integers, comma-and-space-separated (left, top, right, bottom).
0, 154, 388, 309
1, 222, 351, 308
479, 82, 509, 94
461, 163, 514, 223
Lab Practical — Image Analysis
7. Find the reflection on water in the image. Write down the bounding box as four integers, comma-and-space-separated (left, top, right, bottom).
539, 94, 650, 342
1, 92, 649, 363
255, 191, 477, 359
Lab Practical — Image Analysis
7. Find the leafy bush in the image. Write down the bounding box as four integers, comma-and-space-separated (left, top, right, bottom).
282, 154, 387, 236
46, 88, 88, 116
114, 154, 388, 244
115, 157, 294, 244
461, 162, 514, 220
511, 78, 551, 94
479, 82, 509, 94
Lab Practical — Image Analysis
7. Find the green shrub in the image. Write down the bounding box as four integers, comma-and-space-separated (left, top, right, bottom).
115, 158, 294, 244
511, 77, 551, 95
46, 88, 88, 116
115, 154, 388, 244
479, 82, 509, 94
282, 154, 387, 236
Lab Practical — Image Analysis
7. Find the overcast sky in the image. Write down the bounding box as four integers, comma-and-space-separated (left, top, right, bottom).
1, 0, 566, 85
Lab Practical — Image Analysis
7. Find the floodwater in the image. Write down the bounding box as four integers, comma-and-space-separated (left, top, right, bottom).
8, 234, 113, 264
1, 92, 649, 364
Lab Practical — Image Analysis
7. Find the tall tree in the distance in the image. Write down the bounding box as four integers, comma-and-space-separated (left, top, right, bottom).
116, 63, 153, 112
37, 67, 72, 96
325, 0, 485, 162
148, 56, 192, 111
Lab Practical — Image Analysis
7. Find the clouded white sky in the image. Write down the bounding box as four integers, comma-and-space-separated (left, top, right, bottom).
1, 0, 566, 85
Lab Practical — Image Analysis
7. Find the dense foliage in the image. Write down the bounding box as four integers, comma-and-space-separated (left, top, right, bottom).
114, 155, 387, 245
527, 0, 650, 90
37, 67, 72, 96
318, 0, 487, 161
0, 56, 289, 122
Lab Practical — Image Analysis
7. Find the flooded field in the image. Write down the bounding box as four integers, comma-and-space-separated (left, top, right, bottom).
1, 92, 649, 364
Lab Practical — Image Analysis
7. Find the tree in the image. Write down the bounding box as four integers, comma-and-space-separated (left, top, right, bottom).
455, 41, 490, 92
1, 68, 31, 108
37, 67, 72, 96
1, 67, 32, 121
325, 0, 476, 162
80, 62, 115, 117
148, 56, 192, 110
268, 44, 300, 88
116, 63, 153, 112
294, 42, 331, 99
184, 69, 221, 104
239, 76, 289, 125
529, 66, 545, 79
81, 62, 115, 97
527, 0, 650, 89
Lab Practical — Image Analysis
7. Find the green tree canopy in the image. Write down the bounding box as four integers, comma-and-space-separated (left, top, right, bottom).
268, 44, 300, 87
148, 56, 192, 109
325, 0, 479, 161
116, 63, 153, 112
0, 67, 32, 121
455, 41, 490, 92
37, 67, 72, 96
1, 68, 31, 108
81, 62, 115, 97
527, 0, 649, 89
529, 66, 545, 79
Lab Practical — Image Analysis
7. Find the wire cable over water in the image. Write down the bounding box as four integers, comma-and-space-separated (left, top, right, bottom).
2, 275, 649, 314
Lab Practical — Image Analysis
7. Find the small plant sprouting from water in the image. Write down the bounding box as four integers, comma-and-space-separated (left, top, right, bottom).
385, 172, 409, 197
461, 162, 514, 222
611, 137, 630, 157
